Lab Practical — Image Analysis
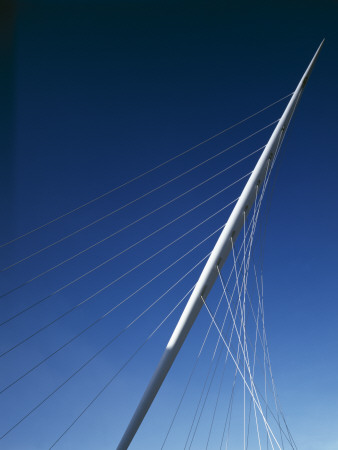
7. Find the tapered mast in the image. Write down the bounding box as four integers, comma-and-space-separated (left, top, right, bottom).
117, 40, 324, 450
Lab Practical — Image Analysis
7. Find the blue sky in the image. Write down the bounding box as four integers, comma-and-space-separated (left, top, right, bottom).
0, 1, 337, 449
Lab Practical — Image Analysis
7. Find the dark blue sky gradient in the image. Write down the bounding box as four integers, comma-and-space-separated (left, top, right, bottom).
1, 1, 337, 449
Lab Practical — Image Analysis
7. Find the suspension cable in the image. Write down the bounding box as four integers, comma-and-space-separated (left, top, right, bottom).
0, 93, 291, 249
1, 144, 262, 299
1, 120, 278, 272
1, 252, 210, 396
162, 199, 260, 448
1, 206, 235, 358
0, 283, 195, 443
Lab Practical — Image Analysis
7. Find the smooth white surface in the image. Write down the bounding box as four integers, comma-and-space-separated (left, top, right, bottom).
117, 40, 324, 450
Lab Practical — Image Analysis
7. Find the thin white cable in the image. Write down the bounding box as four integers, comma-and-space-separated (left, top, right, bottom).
230, 153, 289, 447
162, 208, 259, 449
224, 343, 241, 449
244, 188, 262, 450
227, 168, 293, 447
243, 210, 246, 450
200, 296, 281, 450
2, 119, 277, 271
0, 93, 292, 249
189, 261, 248, 449
189, 180, 263, 448
206, 225, 257, 448
209, 187, 264, 448
255, 268, 287, 449
216, 165, 277, 447
1, 251, 209, 396
213, 161, 292, 447
1, 209, 231, 358
0, 283, 195, 444
246, 294, 262, 450
1, 150, 258, 298
1, 171, 250, 323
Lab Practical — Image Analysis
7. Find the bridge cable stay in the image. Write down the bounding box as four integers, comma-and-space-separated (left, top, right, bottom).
169, 158, 292, 447
48, 184, 266, 448
1, 201, 246, 392
1, 120, 278, 273
0, 135, 286, 448
0, 43, 323, 449
117, 41, 324, 450
215, 129, 295, 449
162, 115, 297, 449
163, 190, 262, 448
1, 169, 252, 322
161, 201, 265, 448
181, 175, 280, 448
1, 284, 195, 442
0, 93, 292, 250
1, 172, 268, 444
1, 158, 280, 446
0, 112, 284, 447
1, 144, 269, 354
1, 194, 243, 358
185, 157, 278, 449
183, 180, 263, 449
1, 142, 265, 300
2, 140, 264, 440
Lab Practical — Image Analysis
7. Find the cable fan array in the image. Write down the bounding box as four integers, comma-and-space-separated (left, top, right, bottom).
0, 94, 296, 449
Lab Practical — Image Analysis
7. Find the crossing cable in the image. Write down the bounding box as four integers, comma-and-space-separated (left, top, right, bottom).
242, 256, 267, 449
205, 191, 260, 449
219, 346, 240, 449
227, 210, 265, 449
208, 258, 257, 449
254, 267, 296, 449
3, 133, 290, 446
244, 272, 270, 450
48, 208, 257, 450
0, 282, 196, 444
1, 144, 263, 300
1, 174, 268, 442
215, 289, 294, 450
0, 93, 292, 250
51, 160, 272, 448
249, 114, 297, 448
228, 165, 277, 447
0, 203, 236, 359
222, 309, 246, 449
239, 287, 288, 429
163, 167, 269, 448
188, 275, 248, 450
185, 255, 249, 448
201, 165, 281, 447
185, 188, 261, 449
218, 277, 294, 448
253, 266, 285, 449
215, 163, 295, 448
200, 298, 281, 449
1, 120, 279, 272
245, 295, 262, 450
162, 201, 261, 448
191, 185, 262, 449
244, 128, 296, 447
208, 324, 244, 449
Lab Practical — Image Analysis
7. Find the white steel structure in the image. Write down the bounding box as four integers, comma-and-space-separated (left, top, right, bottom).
117, 40, 324, 449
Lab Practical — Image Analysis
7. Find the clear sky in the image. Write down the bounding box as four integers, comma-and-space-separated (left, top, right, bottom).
0, 1, 337, 449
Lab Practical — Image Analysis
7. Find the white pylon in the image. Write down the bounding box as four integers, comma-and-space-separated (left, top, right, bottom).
117, 40, 324, 450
